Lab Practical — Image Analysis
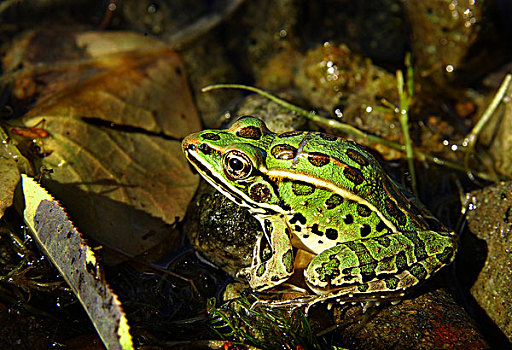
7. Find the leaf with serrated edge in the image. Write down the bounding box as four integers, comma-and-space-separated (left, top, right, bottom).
21, 174, 133, 350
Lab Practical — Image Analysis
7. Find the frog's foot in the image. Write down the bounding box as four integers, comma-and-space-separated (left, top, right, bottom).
250, 290, 405, 315
250, 292, 358, 315
250, 294, 324, 315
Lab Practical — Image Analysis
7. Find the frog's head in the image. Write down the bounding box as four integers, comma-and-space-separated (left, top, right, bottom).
182, 117, 286, 215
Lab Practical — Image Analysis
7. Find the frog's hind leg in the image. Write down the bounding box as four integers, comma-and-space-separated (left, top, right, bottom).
304, 230, 457, 301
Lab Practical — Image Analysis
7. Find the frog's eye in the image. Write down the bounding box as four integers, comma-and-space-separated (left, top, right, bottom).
223, 150, 253, 180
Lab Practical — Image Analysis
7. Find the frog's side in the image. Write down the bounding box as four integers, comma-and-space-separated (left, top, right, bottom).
182, 117, 457, 309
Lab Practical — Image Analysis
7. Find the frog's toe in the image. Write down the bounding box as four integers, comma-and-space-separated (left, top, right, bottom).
249, 295, 321, 314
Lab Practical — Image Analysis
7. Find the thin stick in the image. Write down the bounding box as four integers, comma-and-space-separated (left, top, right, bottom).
463, 74, 512, 180
396, 69, 417, 195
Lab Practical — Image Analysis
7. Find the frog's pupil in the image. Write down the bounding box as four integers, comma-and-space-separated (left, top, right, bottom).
230, 158, 244, 171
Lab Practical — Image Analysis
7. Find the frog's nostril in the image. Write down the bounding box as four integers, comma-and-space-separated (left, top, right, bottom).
187, 143, 196, 151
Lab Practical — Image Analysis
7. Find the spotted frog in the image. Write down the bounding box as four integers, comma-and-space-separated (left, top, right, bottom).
182, 117, 457, 309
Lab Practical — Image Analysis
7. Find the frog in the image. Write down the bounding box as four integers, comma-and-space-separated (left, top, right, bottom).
182, 116, 457, 310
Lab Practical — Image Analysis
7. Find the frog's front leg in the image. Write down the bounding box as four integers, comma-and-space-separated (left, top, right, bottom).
305, 230, 457, 300
240, 217, 295, 291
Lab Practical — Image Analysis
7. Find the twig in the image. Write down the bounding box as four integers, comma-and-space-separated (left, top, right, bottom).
463, 74, 512, 180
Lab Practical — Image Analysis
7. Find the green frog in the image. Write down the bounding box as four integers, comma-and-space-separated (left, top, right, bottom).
182, 116, 457, 310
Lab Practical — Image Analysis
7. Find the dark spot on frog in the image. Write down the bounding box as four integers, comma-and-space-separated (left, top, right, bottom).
256, 264, 266, 277
307, 152, 331, 167
324, 194, 343, 209
271, 276, 280, 282
281, 202, 292, 211
311, 224, 323, 236
271, 144, 297, 160
289, 212, 307, 225
278, 130, 304, 138
325, 228, 338, 240
317, 132, 338, 141
360, 224, 371, 237
341, 265, 358, 276
360, 263, 378, 282
249, 183, 271, 203
344, 214, 354, 224
198, 143, 213, 155
263, 219, 273, 234
385, 276, 400, 290
409, 263, 427, 281
343, 166, 364, 185
201, 132, 221, 141
357, 283, 369, 292
376, 220, 387, 232
346, 148, 369, 166
282, 249, 294, 273
395, 251, 408, 271
294, 225, 301, 232
291, 181, 315, 196
236, 126, 262, 140
261, 246, 272, 261
357, 204, 372, 217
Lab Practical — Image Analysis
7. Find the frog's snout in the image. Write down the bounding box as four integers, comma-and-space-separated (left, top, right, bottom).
182, 134, 199, 155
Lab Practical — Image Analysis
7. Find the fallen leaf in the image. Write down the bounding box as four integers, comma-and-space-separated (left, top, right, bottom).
5, 30, 200, 256
19, 30, 200, 138
0, 125, 32, 217
0, 156, 19, 217
21, 174, 133, 350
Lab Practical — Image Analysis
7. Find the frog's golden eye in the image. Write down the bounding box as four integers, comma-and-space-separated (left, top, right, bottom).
223, 150, 253, 180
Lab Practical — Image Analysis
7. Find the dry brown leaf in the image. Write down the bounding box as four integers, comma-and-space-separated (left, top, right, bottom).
0, 125, 31, 218
18, 30, 200, 138
0, 156, 19, 217
6, 30, 200, 256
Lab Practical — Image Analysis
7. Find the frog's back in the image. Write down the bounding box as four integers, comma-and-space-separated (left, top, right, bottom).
265, 131, 432, 252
